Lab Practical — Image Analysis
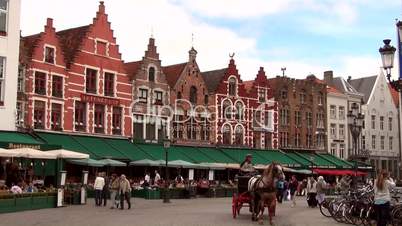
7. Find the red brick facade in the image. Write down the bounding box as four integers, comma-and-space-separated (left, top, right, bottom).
19, 2, 132, 137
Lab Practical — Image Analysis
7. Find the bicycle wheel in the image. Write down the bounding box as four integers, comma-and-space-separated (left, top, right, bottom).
319, 200, 332, 218
391, 206, 402, 226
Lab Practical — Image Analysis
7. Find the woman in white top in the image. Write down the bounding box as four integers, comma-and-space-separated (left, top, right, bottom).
306, 177, 317, 208
374, 170, 395, 226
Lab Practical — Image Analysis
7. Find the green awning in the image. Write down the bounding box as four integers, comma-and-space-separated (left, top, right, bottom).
98, 158, 126, 167
197, 147, 237, 164
286, 152, 311, 167
0, 131, 44, 146
68, 158, 105, 167
36, 132, 96, 158
70, 136, 128, 160
103, 139, 152, 161
319, 153, 353, 169
254, 150, 302, 167
292, 152, 337, 168
135, 143, 195, 162
220, 148, 267, 165
173, 146, 215, 164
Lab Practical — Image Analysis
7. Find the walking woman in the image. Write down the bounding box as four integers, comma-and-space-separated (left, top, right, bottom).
374, 170, 395, 226
306, 176, 317, 208
289, 175, 298, 207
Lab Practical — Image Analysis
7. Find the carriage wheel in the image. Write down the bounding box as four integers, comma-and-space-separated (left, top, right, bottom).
232, 193, 238, 218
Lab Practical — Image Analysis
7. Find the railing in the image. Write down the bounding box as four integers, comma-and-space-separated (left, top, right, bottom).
348, 149, 370, 160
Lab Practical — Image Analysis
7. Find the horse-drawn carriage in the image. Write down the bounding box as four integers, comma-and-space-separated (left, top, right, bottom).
232, 163, 283, 225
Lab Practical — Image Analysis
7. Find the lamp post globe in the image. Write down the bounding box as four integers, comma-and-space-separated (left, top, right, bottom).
379, 39, 396, 81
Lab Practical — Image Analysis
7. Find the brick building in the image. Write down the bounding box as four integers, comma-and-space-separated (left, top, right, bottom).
125, 37, 170, 142
268, 75, 327, 152
163, 47, 211, 146
202, 57, 278, 149
18, 2, 132, 137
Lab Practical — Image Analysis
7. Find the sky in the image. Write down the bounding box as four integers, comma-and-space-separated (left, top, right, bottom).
20, 0, 402, 81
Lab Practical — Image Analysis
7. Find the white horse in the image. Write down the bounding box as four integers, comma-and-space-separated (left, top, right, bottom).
248, 162, 285, 225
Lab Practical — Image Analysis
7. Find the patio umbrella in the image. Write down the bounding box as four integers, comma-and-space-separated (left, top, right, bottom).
129, 159, 164, 167
46, 149, 89, 159
198, 162, 227, 170
11, 148, 57, 159
67, 158, 105, 167
167, 160, 198, 169
0, 148, 22, 157
98, 159, 126, 167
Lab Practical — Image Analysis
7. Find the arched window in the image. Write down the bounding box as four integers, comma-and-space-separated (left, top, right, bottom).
190, 86, 197, 105
228, 77, 237, 96
222, 124, 231, 145
222, 99, 232, 119
235, 125, 244, 145
235, 102, 244, 120
177, 91, 182, 99
148, 67, 155, 82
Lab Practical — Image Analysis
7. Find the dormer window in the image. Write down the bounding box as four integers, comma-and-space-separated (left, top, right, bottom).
148, 67, 155, 82
228, 77, 236, 96
44, 46, 55, 64
96, 40, 107, 56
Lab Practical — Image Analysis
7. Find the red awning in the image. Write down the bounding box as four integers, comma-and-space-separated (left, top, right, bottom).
313, 169, 367, 176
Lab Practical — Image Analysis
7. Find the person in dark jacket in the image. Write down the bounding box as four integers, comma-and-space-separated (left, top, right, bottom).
289, 175, 299, 207
102, 173, 110, 206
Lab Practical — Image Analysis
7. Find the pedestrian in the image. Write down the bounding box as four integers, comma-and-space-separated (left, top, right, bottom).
154, 170, 161, 187
110, 174, 120, 209
143, 172, 150, 187
276, 178, 285, 203
374, 170, 395, 226
119, 174, 131, 210
94, 172, 105, 206
102, 172, 110, 206
289, 175, 298, 207
306, 176, 317, 208
316, 176, 327, 205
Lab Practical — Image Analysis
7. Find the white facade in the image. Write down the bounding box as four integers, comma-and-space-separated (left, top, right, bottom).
327, 91, 349, 159
361, 72, 400, 177
0, 0, 20, 131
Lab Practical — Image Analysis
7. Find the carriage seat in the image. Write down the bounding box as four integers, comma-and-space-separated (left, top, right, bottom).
236, 175, 260, 194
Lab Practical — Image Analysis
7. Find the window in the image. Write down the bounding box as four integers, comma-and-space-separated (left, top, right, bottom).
306, 133, 312, 147
235, 102, 244, 120
139, 88, 148, 103
253, 111, 261, 128
86, 68, 97, 94
96, 41, 107, 55
389, 117, 393, 131
223, 100, 232, 119
258, 89, 266, 102
112, 107, 122, 135
295, 111, 301, 127
299, 92, 306, 104
330, 105, 336, 119
380, 136, 385, 150
339, 124, 345, 139
330, 143, 336, 156
339, 144, 345, 159
74, 101, 86, 132
281, 89, 287, 99
133, 115, 144, 140
177, 91, 182, 99
94, 104, 105, 133
146, 116, 156, 140
155, 91, 163, 104
189, 86, 197, 105
280, 132, 289, 147
295, 133, 301, 147
339, 106, 345, 119
34, 71, 46, 95
372, 135, 376, 149
16, 102, 24, 126
52, 75, 63, 98
173, 114, 184, 139
371, 115, 376, 129
280, 109, 289, 125
148, 67, 155, 82
204, 95, 208, 105
234, 126, 244, 145
17, 65, 25, 92
0, 0, 7, 35
361, 136, 366, 150
317, 134, 324, 148
330, 124, 336, 138
265, 111, 272, 128
222, 124, 231, 145
51, 103, 62, 131
0, 57, 4, 105
104, 72, 114, 97
228, 77, 236, 96
33, 101, 45, 129
389, 136, 393, 150
316, 112, 324, 129
306, 112, 312, 128
44, 47, 55, 64
318, 94, 323, 105
380, 116, 384, 130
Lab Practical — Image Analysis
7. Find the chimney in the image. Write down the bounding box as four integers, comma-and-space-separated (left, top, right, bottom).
323, 70, 333, 83
46, 18, 53, 28
98, 1, 105, 14
347, 76, 352, 82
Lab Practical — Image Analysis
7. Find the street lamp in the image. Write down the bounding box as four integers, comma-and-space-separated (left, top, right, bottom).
163, 138, 171, 203
347, 103, 364, 188
379, 39, 397, 88
309, 156, 315, 175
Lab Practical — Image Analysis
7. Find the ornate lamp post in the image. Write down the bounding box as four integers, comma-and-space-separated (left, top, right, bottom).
347, 103, 364, 187
379, 39, 398, 89
163, 138, 171, 203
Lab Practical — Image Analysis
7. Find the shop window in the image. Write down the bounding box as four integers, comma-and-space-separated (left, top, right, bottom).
34, 71, 46, 95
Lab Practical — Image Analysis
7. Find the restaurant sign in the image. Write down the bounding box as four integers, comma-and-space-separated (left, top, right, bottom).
8, 143, 41, 150
80, 94, 120, 106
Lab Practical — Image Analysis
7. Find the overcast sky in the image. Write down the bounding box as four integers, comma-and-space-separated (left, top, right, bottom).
20, 0, 401, 81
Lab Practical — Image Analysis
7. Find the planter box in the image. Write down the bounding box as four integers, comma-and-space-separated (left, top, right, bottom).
0, 193, 56, 214
160, 188, 187, 199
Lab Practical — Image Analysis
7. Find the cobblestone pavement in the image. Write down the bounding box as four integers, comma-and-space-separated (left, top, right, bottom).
0, 197, 344, 226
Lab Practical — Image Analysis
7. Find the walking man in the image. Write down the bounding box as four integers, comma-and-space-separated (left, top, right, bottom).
110, 174, 120, 209
102, 172, 110, 206
94, 172, 105, 206
119, 174, 131, 210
